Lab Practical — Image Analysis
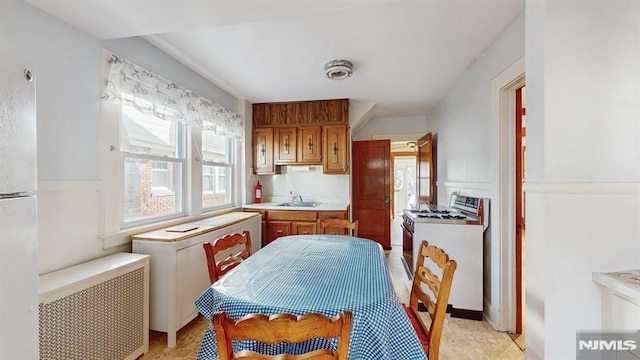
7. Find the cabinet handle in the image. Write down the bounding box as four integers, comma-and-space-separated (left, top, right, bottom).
284, 138, 289, 152
333, 142, 338, 155
308, 138, 313, 151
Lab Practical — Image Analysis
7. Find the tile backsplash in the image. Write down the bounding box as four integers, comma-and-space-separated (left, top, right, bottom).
256, 165, 349, 203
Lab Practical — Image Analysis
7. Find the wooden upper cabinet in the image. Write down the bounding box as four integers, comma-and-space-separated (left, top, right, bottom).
310, 99, 348, 123
252, 103, 268, 126
297, 126, 322, 164
266, 103, 287, 125
253, 99, 348, 126
287, 102, 311, 125
323, 125, 349, 174
253, 127, 276, 174
274, 127, 297, 164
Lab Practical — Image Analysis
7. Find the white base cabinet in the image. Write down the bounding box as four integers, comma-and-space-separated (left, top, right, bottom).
132, 213, 261, 347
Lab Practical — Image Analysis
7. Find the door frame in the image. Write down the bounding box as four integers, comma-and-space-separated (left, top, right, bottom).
490, 57, 525, 332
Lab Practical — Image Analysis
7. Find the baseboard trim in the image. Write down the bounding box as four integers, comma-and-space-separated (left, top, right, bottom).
447, 305, 483, 321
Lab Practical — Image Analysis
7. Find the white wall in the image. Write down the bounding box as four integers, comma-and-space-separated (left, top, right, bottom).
257, 166, 349, 204
426, 11, 525, 328
525, 1, 640, 359
0, 0, 243, 274
352, 115, 427, 141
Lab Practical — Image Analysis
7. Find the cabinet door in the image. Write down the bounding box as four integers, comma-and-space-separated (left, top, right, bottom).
274, 127, 297, 164
292, 221, 317, 235
287, 101, 311, 125
266, 103, 287, 125
252, 104, 267, 126
323, 125, 349, 174
254, 127, 275, 174
176, 237, 213, 328
268, 221, 291, 245
297, 126, 322, 164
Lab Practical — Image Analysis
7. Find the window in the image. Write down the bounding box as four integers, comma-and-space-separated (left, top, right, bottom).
121, 106, 186, 224
201, 128, 233, 209
102, 53, 244, 234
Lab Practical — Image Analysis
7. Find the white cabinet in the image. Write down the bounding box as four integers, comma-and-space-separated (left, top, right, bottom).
413, 222, 484, 319
132, 213, 261, 347
593, 270, 640, 330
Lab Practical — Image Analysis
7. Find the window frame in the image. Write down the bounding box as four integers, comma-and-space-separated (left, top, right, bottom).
99, 50, 242, 247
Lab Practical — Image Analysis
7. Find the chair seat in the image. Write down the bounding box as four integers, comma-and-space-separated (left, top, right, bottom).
403, 304, 429, 347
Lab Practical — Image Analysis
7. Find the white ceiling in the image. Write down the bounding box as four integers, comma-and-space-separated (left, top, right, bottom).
25, 0, 524, 118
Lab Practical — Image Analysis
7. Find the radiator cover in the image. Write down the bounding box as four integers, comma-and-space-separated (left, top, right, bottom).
38, 253, 150, 360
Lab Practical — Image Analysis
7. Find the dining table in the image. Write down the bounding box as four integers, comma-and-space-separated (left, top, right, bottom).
194, 234, 427, 360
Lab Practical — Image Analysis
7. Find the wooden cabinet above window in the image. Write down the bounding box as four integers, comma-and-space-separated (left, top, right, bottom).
253, 127, 278, 175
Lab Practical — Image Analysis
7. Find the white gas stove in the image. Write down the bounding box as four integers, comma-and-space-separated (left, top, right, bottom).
401, 194, 490, 321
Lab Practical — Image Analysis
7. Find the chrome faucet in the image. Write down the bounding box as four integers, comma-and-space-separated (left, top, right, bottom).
294, 194, 303, 204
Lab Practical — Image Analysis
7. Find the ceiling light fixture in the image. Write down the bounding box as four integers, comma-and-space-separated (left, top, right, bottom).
324, 60, 353, 80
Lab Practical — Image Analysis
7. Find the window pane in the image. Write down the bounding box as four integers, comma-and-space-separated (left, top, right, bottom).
202, 164, 231, 208
124, 158, 182, 222
121, 106, 180, 157
202, 130, 230, 164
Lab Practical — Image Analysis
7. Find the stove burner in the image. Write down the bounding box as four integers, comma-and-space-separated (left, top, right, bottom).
431, 209, 451, 214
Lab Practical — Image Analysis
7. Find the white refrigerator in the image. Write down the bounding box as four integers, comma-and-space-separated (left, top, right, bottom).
0, 39, 39, 359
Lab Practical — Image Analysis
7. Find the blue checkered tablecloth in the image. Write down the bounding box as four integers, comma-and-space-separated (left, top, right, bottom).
195, 235, 426, 360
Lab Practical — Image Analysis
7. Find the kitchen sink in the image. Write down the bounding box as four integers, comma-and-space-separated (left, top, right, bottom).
277, 202, 321, 208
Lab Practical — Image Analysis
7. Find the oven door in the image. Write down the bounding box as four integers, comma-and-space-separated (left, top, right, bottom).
401, 221, 414, 275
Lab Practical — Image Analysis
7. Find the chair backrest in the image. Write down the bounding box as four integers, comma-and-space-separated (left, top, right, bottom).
318, 219, 359, 237
213, 311, 353, 360
409, 240, 457, 360
203, 231, 251, 283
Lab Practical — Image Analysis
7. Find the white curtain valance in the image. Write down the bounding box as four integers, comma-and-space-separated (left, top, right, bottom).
102, 54, 244, 139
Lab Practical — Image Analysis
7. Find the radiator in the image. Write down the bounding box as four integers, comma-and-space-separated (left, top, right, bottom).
38, 253, 150, 360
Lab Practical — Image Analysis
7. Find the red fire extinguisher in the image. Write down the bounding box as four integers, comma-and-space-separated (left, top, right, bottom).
255, 181, 262, 203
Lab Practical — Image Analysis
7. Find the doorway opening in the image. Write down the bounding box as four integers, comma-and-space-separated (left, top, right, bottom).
511, 85, 526, 350
393, 155, 416, 216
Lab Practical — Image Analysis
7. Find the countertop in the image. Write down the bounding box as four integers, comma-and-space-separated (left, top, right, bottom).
243, 202, 349, 212
130, 212, 261, 242
593, 270, 640, 305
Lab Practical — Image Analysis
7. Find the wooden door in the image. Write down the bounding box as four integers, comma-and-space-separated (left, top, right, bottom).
297, 126, 322, 164
352, 140, 391, 249
274, 127, 297, 164
416, 133, 436, 204
253, 127, 275, 174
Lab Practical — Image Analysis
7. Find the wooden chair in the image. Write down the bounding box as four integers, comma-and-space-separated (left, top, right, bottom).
203, 231, 251, 283
213, 311, 353, 360
318, 219, 359, 237
403, 240, 457, 360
